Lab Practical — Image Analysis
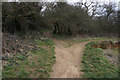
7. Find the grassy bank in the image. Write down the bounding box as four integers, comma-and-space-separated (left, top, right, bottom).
81, 41, 118, 78
2, 38, 56, 78
63, 37, 118, 48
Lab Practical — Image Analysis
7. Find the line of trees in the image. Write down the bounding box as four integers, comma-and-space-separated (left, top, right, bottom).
2, 2, 118, 36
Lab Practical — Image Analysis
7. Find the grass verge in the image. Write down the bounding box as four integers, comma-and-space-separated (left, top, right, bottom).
64, 37, 118, 48
2, 38, 55, 78
81, 41, 118, 78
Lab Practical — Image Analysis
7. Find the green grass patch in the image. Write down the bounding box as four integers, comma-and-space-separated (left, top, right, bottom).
81, 41, 118, 78
2, 53, 30, 78
64, 37, 118, 48
35, 38, 55, 46
77, 37, 118, 43
2, 38, 55, 78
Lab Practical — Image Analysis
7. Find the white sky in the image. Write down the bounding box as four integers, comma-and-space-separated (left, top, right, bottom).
6, 0, 120, 3
5, 0, 120, 10
67, 0, 119, 3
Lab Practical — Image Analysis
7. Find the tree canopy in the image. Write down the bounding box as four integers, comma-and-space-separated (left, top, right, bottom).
2, 2, 118, 36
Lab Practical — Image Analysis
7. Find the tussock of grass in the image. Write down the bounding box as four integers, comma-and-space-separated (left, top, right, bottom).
2, 38, 55, 78
81, 41, 118, 78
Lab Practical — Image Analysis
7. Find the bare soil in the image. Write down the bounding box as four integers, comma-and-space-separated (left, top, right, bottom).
50, 39, 89, 78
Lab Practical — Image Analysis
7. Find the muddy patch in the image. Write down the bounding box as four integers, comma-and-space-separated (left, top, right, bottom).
91, 41, 120, 50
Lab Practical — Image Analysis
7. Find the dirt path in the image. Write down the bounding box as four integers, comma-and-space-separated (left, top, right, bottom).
50, 39, 89, 78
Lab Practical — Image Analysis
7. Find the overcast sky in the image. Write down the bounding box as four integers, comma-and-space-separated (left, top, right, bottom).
6, 0, 120, 3
6, 0, 119, 9
4, 0, 120, 10
67, 0, 119, 3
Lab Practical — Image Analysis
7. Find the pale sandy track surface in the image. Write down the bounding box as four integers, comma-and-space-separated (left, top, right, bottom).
50, 39, 89, 78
